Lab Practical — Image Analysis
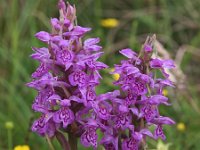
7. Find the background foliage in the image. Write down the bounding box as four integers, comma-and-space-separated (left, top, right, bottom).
0, 0, 200, 149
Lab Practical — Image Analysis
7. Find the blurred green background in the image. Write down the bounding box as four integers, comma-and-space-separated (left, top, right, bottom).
0, 0, 200, 149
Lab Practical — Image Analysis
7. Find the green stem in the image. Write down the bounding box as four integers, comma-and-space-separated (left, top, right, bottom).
8, 129, 12, 150
68, 132, 77, 150
45, 134, 55, 150
56, 131, 70, 150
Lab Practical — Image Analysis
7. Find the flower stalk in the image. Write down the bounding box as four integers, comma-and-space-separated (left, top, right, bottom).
68, 132, 77, 150
55, 131, 70, 150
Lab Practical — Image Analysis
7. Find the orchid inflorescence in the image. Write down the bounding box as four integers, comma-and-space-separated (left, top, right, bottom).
27, 0, 175, 150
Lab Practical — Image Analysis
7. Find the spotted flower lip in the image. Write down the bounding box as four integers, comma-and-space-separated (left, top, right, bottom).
80, 125, 98, 148
55, 48, 74, 70
31, 63, 50, 78
154, 125, 166, 140
53, 106, 74, 128
122, 137, 139, 150
68, 70, 87, 87
31, 113, 56, 137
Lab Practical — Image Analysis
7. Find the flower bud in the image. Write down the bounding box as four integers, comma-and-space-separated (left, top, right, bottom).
5, 121, 14, 130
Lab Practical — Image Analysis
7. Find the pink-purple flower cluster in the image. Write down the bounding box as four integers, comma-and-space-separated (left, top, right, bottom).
27, 1, 175, 150
109, 44, 175, 149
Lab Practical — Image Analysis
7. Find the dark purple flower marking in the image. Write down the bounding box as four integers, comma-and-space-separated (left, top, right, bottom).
56, 49, 74, 70
154, 125, 166, 140
114, 113, 131, 130
142, 104, 158, 122
32, 63, 49, 78
132, 80, 147, 95
93, 101, 111, 120
122, 137, 139, 150
104, 144, 116, 150
86, 86, 96, 101
32, 115, 46, 130
69, 70, 87, 87
32, 86, 54, 112
32, 114, 55, 137
80, 126, 98, 148
100, 133, 118, 150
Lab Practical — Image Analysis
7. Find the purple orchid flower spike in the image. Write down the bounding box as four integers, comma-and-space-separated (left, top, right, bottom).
28, 0, 117, 149
108, 35, 175, 149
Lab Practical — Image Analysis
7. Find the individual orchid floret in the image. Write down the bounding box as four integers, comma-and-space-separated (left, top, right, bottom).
84, 38, 102, 52
80, 125, 98, 148
150, 58, 175, 77
53, 106, 74, 128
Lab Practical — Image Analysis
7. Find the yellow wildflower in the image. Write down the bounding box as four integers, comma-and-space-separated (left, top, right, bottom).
100, 18, 119, 28
162, 89, 168, 96
177, 122, 186, 132
113, 73, 120, 81
110, 68, 120, 81
14, 145, 30, 150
